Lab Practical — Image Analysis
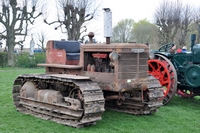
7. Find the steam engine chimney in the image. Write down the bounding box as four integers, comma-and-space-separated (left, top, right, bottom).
103, 8, 112, 44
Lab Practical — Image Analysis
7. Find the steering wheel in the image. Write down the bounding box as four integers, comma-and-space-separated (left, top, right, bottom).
158, 42, 174, 52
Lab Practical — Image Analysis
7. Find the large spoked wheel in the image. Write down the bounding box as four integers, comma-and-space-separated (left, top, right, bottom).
148, 54, 177, 105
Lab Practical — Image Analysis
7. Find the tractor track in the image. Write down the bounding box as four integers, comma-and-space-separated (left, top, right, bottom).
105, 75, 164, 115
12, 74, 163, 127
12, 74, 105, 128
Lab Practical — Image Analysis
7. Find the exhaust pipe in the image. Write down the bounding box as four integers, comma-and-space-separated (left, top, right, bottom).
103, 8, 112, 44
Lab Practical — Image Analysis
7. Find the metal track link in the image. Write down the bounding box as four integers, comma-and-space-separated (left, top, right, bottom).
105, 75, 164, 115
12, 74, 105, 128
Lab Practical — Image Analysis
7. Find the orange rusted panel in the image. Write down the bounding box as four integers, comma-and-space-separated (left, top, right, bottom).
46, 41, 66, 65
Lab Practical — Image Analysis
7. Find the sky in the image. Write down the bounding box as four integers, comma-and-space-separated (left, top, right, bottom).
102, 0, 200, 24
86, 0, 162, 42
40, 0, 162, 43
6, 0, 200, 49
88, 0, 200, 42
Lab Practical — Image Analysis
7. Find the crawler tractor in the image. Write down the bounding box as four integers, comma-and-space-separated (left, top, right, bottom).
12, 40, 164, 127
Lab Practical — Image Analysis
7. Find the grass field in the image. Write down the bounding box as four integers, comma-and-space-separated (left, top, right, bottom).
0, 67, 200, 133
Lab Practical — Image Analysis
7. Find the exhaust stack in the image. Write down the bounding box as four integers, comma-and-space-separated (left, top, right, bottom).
103, 8, 112, 44
190, 34, 196, 53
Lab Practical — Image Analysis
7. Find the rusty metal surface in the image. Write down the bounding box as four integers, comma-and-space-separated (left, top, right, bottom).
38, 64, 83, 75
50, 74, 90, 80
12, 74, 105, 128
118, 53, 148, 79
83, 72, 115, 84
81, 43, 149, 50
80, 43, 150, 92
45, 41, 79, 65
104, 75, 164, 115
38, 63, 83, 69
46, 41, 66, 65
12, 74, 163, 128
44, 67, 82, 75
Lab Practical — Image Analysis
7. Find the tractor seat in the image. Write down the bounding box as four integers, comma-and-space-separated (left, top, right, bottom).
53, 41, 80, 60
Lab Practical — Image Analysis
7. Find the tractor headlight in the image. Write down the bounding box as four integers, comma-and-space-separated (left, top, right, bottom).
127, 79, 131, 83
109, 51, 119, 61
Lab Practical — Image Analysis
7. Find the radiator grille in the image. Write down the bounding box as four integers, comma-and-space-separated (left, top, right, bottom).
118, 53, 148, 79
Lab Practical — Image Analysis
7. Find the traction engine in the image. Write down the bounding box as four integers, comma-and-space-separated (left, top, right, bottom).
149, 34, 200, 102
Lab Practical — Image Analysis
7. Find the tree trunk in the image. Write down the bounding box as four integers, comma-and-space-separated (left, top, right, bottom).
7, 37, 15, 67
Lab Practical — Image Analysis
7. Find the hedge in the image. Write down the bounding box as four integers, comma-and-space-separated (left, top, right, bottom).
16, 53, 46, 68
0, 52, 8, 67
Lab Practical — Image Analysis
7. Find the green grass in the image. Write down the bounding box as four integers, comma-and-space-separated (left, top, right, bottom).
0, 67, 200, 133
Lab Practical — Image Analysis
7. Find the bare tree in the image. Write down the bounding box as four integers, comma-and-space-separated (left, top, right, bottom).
0, 0, 42, 66
111, 19, 134, 43
194, 6, 200, 44
178, 4, 194, 46
154, 0, 196, 48
154, 0, 182, 45
35, 30, 48, 52
44, 0, 101, 41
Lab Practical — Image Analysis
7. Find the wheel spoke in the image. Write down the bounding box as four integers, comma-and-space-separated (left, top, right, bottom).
157, 63, 162, 71
149, 63, 156, 72
162, 80, 169, 85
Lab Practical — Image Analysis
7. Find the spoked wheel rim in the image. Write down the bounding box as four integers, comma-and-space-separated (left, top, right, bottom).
148, 54, 177, 105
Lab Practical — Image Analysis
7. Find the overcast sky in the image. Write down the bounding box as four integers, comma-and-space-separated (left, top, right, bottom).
10, 0, 200, 48
88, 0, 200, 42
102, 0, 200, 24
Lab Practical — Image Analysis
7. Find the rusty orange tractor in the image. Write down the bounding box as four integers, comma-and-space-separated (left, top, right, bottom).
12, 38, 164, 127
